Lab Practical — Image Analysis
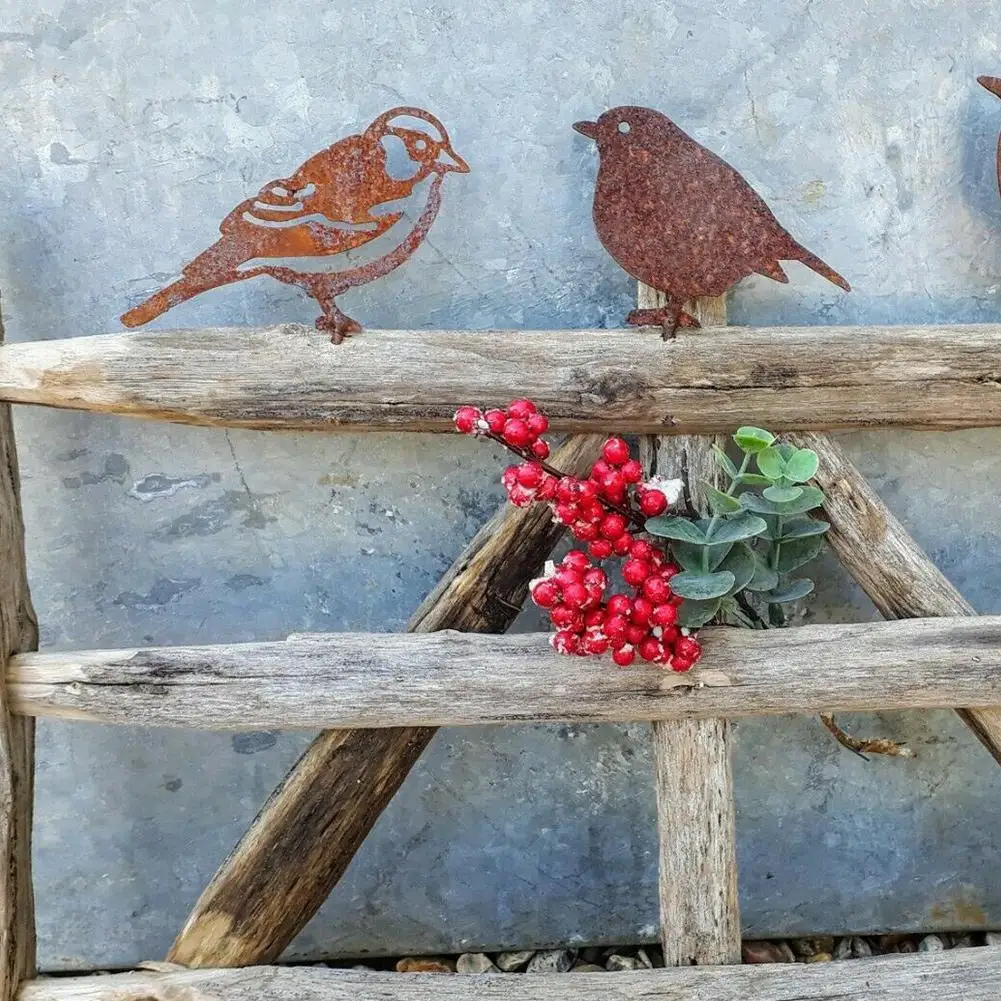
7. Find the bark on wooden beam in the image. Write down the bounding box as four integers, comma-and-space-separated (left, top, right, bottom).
640, 289, 741, 968
19, 949, 1001, 1001
2, 325, 1000, 433
0, 301, 37, 1001
791, 431, 1001, 764
163, 433, 604, 967
12, 614, 1001, 729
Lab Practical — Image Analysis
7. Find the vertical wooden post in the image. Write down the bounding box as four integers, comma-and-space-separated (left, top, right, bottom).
0, 297, 38, 996
639, 286, 741, 966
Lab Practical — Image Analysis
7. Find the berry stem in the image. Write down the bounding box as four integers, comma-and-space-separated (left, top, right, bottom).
485, 432, 647, 529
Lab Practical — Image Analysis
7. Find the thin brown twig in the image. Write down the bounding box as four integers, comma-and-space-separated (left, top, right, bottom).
819, 714, 914, 760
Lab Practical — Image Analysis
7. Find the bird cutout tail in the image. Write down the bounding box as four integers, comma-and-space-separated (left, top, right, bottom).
120, 275, 220, 327
788, 244, 851, 292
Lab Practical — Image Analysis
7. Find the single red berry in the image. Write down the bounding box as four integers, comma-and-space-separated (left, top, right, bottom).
563, 550, 590, 570
552, 629, 582, 655
613, 533, 633, 555
671, 655, 694, 673
607, 594, 632, 616
506, 484, 536, 507
650, 603, 677, 627
577, 480, 598, 502
584, 584, 604, 608
675, 636, 702, 662
638, 637, 664, 662
588, 539, 613, 559
531, 439, 550, 459
454, 406, 482, 433
536, 475, 557, 501
600, 513, 629, 540
621, 459, 643, 483
612, 646, 636, 667
622, 558, 652, 586
583, 633, 609, 655
580, 499, 605, 523
604, 613, 629, 639
531, 580, 560, 608
555, 478, 578, 503
484, 409, 506, 433
507, 399, 537, 420
527, 412, 549, 434
590, 459, 612, 482
583, 608, 606, 629
516, 462, 544, 488
629, 539, 655, 561
503, 418, 532, 447
639, 489, 668, 517
660, 625, 680, 645
550, 604, 580, 629
583, 567, 608, 588
502, 465, 519, 488
600, 470, 626, 496
553, 502, 577, 524
643, 576, 671, 603
626, 624, 648, 646
630, 596, 654, 625
572, 520, 599, 541
602, 437, 631, 465
561, 582, 589, 608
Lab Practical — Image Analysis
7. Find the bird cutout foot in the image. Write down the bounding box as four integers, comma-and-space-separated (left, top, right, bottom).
625, 306, 700, 340
315, 309, 363, 345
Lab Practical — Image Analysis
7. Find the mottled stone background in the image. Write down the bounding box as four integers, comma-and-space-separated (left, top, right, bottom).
2, 0, 1001, 970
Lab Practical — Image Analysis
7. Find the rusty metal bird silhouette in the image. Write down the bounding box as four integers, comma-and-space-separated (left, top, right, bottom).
121, 106, 469, 343
573, 106, 849, 337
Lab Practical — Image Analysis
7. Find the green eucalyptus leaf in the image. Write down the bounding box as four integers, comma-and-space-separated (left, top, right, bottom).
703, 513, 768, 544
702, 482, 742, 514
669, 570, 736, 600
733, 426, 775, 453
677, 597, 723, 628
779, 517, 830, 540
776, 443, 798, 462
670, 541, 705, 573
745, 556, 779, 592
776, 535, 826, 573
763, 484, 804, 503
740, 486, 825, 516
763, 578, 815, 603
785, 448, 820, 483
755, 446, 786, 480
719, 542, 756, 596
736, 473, 772, 487
644, 516, 706, 544
711, 445, 739, 480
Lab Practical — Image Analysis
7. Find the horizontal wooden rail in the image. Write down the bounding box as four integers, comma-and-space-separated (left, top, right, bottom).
9, 615, 1001, 729
19, 950, 1001, 1001
0, 324, 999, 432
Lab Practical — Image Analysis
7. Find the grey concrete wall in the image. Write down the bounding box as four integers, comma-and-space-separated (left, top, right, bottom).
2, 0, 1001, 971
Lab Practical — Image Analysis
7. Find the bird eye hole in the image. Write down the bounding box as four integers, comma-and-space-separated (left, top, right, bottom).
414, 138, 428, 151
617, 121, 631, 134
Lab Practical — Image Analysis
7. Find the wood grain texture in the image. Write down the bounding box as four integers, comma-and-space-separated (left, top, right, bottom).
19, 950, 1001, 1001
13, 615, 1001, 729
791, 431, 1001, 764
165, 434, 604, 967
0, 303, 36, 1000
640, 288, 740, 967
2, 325, 1001, 433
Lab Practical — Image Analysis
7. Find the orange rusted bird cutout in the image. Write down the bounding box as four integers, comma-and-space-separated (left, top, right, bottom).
122, 106, 469, 343
574, 106, 849, 337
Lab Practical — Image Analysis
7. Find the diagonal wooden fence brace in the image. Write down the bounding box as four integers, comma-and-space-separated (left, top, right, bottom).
0, 300, 38, 1001
167, 434, 604, 967
790, 432, 1001, 763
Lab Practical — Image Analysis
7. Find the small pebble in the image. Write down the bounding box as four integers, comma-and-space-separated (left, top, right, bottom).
526, 949, 575, 974
571, 963, 606, 973
919, 935, 945, 953
742, 940, 794, 964
495, 950, 535, 972
986, 932, 1001, 947
806, 952, 833, 963
950, 934, 975, 949
456, 953, 499, 974
395, 957, 455, 974
605, 955, 642, 971
791, 937, 835, 958
635, 948, 655, 969
834, 936, 871, 960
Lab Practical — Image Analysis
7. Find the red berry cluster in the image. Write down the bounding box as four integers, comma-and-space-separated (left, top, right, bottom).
529, 546, 700, 670
454, 399, 703, 672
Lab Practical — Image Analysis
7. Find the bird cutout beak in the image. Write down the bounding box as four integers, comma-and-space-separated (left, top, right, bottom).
436, 147, 470, 173
980, 76, 1001, 100
573, 120, 598, 140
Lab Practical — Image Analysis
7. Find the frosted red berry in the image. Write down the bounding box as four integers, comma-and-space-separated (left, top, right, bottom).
642, 576, 671, 603
531, 580, 560, 608
527, 412, 549, 435
588, 539, 613, 559
531, 439, 550, 459
516, 462, 544, 488
602, 437, 631, 465
484, 409, 506, 433
621, 459, 643, 483
503, 418, 532, 447
600, 513, 628, 540
607, 594, 632, 616
675, 636, 702, 662
612, 646, 636, 667
650, 603, 677, 627
563, 550, 590, 571
639, 489, 668, 517
622, 559, 651, 586
454, 406, 482, 433
507, 399, 537, 420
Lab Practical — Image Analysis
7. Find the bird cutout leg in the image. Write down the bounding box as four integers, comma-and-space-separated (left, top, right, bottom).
625, 299, 701, 339
265, 267, 362, 345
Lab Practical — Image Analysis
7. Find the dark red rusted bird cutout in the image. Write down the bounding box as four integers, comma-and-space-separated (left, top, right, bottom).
573, 106, 849, 338
121, 106, 469, 343
978, 76, 1001, 196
